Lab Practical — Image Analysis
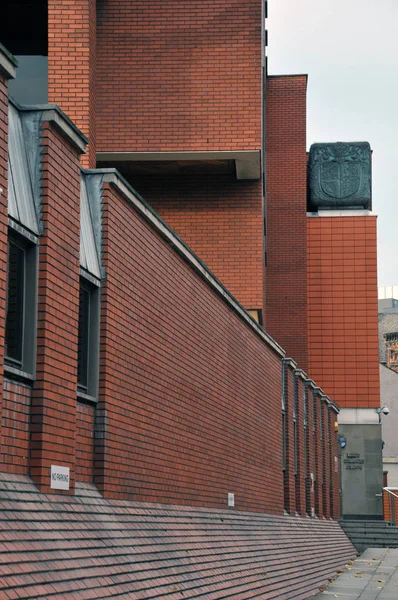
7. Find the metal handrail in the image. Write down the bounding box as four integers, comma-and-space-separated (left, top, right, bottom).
383, 487, 398, 525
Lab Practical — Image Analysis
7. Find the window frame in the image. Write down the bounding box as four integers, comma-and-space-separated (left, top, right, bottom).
77, 269, 100, 403
4, 222, 38, 380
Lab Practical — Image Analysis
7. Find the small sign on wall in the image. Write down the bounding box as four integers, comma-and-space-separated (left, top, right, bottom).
50, 465, 70, 490
228, 493, 235, 507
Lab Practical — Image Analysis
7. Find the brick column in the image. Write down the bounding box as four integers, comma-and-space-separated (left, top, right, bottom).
313, 387, 324, 518
0, 46, 17, 451
329, 404, 341, 520
30, 110, 86, 493
48, 0, 97, 168
282, 359, 297, 515
304, 380, 316, 517
294, 369, 307, 517
321, 395, 331, 519
265, 75, 308, 370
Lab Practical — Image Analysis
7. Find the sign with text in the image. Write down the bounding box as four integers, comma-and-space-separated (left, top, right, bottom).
50, 465, 70, 490
344, 452, 364, 471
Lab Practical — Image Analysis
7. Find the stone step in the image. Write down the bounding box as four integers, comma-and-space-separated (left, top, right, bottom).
340, 519, 398, 551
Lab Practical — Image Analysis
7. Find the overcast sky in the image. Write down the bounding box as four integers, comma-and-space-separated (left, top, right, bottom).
268, 0, 398, 287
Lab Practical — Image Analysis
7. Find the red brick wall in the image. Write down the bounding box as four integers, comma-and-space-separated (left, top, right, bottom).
0, 380, 31, 473
265, 75, 308, 369
307, 215, 380, 408
30, 122, 82, 493
96, 0, 262, 152
76, 403, 95, 482
130, 175, 264, 309
48, 0, 96, 167
95, 181, 283, 513
0, 72, 10, 440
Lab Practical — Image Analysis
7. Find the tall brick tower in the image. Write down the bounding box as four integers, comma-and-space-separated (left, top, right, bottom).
307, 142, 381, 518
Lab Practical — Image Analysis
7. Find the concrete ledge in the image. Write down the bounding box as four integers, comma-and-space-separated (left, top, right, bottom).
307, 210, 376, 218
97, 150, 261, 180
304, 378, 317, 389
14, 101, 88, 154
0, 43, 17, 79
283, 358, 298, 368
293, 368, 308, 379
338, 408, 379, 425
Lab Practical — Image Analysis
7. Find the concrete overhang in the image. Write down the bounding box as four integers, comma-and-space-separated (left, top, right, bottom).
293, 368, 307, 380
0, 43, 17, 79
96, 150, 261, 180
338, 408, 379, 425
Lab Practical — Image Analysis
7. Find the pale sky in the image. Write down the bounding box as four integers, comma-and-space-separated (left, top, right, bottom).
268, 0, 398, 287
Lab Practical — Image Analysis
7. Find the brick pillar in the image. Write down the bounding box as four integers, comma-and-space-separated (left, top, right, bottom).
0, 47, 17, 449
304, 380, 316, 517
265, 75, 308, 370
313, 388, 324, 517
48, 0, 97, 168
30, 114, 86, 493
329, 406, 341, 520
294, 370, 307, 517
321, 396, 331, 519
282, 359, 296, 515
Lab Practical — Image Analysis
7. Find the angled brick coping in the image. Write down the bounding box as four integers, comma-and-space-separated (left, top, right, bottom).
0, 473, 356, 599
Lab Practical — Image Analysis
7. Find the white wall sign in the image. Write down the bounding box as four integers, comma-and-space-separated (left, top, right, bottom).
50, 465, 70, 490
228, 493, 235, 507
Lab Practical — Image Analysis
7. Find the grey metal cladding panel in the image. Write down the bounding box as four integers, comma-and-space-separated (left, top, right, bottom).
7, 158, 19, 221
80, 176, 101, 279
8, 104, 39, 234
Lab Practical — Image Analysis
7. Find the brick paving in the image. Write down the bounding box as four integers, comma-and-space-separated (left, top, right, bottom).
0, 473, 356, 599
309, 547, 398, 600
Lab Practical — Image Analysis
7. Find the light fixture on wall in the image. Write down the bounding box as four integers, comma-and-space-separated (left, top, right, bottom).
376, 406, 390, 424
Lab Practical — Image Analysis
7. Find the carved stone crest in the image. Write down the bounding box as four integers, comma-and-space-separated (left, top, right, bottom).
308, 142, 371, 210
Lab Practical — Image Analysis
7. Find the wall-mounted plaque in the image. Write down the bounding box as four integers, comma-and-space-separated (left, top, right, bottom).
308, 142, 371, 211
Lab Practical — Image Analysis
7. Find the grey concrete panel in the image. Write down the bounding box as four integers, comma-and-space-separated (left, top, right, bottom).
340, 424, 383, 518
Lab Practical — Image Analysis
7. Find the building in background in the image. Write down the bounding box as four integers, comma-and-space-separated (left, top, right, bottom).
378, 292, 398, 489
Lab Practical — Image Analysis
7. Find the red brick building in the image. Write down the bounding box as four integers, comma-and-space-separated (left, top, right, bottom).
0, 0, 381, 595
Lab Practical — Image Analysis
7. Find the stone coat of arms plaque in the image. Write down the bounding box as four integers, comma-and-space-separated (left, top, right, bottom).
308, 142, 371, 211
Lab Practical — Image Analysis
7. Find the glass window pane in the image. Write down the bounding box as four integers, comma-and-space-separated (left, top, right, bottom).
5, 240, 25, 366
78, 284, 90, 390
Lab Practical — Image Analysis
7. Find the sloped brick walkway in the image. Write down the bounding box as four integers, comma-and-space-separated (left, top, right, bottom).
310, 547, 398, 600
0, 473, 356, 599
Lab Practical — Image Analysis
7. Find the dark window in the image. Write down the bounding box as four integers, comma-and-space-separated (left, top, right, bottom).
77, 275, 100, 399
5, 238, 25, 367
2, 0, 48, 55
3, 1, 48, 104
78, 281, 91, 392
5, 229, 37, 376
